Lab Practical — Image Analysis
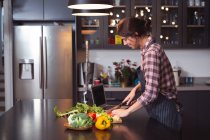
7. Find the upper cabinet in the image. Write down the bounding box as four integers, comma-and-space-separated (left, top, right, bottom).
76, 0, 209, 49
13, 0, 43, 21
132, 0, 156, 36
183, 0, 209, 48
13, 0, 74, 21
104, 0, 130, 49
156, 0, 182, 48
77, 16, 104, 49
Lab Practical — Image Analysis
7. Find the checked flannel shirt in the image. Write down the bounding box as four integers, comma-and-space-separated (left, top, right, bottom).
137, 37, 177, 106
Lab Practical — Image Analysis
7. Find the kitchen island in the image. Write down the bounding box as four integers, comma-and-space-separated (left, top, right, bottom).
0, 99, 181, 140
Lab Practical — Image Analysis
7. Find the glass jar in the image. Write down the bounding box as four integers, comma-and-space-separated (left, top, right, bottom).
188, 0, 194, 6
195, 0, 200, 6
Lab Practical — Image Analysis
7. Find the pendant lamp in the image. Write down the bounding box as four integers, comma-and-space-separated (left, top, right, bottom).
72, 9, 109, 16
68, 0, 113, 10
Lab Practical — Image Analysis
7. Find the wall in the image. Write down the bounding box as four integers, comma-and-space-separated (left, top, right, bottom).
89, 49, 210, 78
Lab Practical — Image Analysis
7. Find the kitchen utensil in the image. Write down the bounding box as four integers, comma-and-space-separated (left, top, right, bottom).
106, 99, 137, 113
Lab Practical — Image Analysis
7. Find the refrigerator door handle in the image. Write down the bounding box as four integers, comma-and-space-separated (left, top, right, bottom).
44, 36, 48, 89
39, 37, 43, 89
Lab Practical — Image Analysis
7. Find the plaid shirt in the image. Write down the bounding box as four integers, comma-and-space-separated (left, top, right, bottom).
137, 37, 177, 106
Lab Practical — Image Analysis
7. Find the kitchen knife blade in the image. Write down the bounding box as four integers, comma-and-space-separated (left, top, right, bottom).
106, 99, 136, 113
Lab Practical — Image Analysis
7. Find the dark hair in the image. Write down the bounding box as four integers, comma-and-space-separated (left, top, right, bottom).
117, 17, 151, 37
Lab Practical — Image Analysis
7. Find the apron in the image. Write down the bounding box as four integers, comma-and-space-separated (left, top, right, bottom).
137, 66, 182, 130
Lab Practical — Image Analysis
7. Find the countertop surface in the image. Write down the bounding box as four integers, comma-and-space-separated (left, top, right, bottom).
0, 99, 181, 140
78, 84, 210, 92
1, 99, 210, 140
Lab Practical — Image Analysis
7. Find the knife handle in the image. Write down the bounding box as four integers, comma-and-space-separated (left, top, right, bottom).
129, 99, 137, 106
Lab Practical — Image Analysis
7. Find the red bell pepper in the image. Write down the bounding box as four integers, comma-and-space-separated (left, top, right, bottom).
88, 112, 96, 121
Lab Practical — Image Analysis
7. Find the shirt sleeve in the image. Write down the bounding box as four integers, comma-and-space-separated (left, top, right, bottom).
137, 49, 160, 106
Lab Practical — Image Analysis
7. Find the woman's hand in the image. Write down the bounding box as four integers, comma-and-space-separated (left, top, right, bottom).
123, 88, 137, 105
112, 109, 130, 117
123, 83, 141, 105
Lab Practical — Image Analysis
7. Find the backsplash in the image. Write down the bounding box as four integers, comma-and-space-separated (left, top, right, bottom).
88, 49, 210, 78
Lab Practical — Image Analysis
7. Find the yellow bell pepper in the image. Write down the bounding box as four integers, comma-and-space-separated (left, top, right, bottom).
95, 116, 111, 130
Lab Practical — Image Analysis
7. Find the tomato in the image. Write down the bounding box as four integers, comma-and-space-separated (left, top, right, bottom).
107, 112, 113, 117
88, 112, 96, 121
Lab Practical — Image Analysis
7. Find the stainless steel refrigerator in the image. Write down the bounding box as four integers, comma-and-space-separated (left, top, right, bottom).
13, 25, 73, 100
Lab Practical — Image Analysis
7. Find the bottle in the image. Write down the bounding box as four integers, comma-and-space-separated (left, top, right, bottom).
193, 11, 199, 25
199, 15, 204, 25
107, 66, 112, 86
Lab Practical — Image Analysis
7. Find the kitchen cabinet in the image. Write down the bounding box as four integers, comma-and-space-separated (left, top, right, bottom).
177, 91, 197, 140
13, 0, 74, 21
145, 0, 209, 49
177, 90, 210, 140
76, 16, 104, 49
104, 0, 131, 49
76, 0, 131, 49
44, 0, 74, 21
156, 0, 182, 48
131, 0, 157, 36
76, 0, 209, 49
197, 91, 210, 139
183, 0, 209, 48
13, 0, 43, 21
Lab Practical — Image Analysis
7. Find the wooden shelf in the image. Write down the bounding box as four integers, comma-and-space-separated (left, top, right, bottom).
81, 25, 99, 28
187, 25, 205, 28
109, 25, 117, 28
113, 5, 126, 8
81, 30, 96, 35
161, 5, 178, 8
135, 5, 152, 8
161, 25, 179, 28
187, 6, 205, 8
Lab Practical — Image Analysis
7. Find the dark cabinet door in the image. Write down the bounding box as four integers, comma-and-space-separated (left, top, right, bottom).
182, 0, 209, 48
156, 0, 183, 49
13, 0, 43, 20
177, 92, 198, 140
13, 0, 74, 21
104, 0, 131, 49
44, 0, 74, 21
76, 16, 104, 49
197, 91, 210, 139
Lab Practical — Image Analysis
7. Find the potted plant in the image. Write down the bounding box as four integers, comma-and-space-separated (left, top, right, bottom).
113, 59, 137, 87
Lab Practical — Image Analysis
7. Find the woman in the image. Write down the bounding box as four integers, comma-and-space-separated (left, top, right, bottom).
112, 17, 182, 130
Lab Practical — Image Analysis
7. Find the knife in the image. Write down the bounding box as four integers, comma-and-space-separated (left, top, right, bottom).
106, 99, 136, 113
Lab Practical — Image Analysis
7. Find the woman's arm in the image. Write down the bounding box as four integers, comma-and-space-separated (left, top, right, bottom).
123, 83, 141, 105
112, 100, 143, 117
112, 83, 142, 117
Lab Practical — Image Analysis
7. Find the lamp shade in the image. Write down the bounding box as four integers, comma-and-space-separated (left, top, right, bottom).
68, 0, 113, 9
72, 9, 110, 16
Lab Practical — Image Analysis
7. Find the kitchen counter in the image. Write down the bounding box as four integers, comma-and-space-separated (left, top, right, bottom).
78, 84, 210, 92
1, 99, 210, 140
0, 99, 181, 140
